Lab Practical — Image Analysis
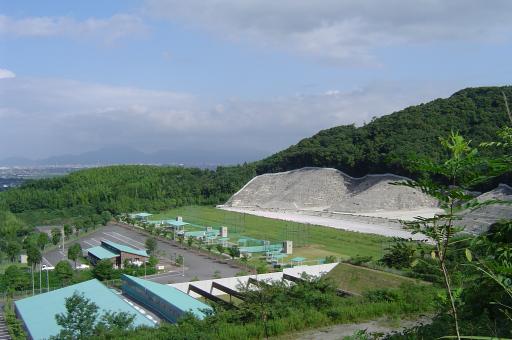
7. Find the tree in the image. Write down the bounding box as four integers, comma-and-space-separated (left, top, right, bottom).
380, 238, 417, 269
227, 246, 240, 259
53, 292, 98, 339
55, 260, 74, 285
63, 224, 73, 239
51, 291, 136, 339
93, 259, 114, 281
37, 232, 50, 250
4, 265, 28, 291
145, 237, 157, 255
100, 211, 112, 226
51, 228, 61, 245
67, 243, 82, 269
5, 241, 21, 262
216, 244, 224, 255
400, 132, 503, 339
27, 245, 42, 295
187, 237, 194, 247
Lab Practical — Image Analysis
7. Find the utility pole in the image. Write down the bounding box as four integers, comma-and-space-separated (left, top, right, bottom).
39, 264, 42, 294
61, 228, 65, 252
182, 256, 185, 277
46, 268, 49, 292
31, 264, 35, 296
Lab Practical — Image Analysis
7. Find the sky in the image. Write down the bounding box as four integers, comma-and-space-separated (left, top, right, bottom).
1, 0, 512, 164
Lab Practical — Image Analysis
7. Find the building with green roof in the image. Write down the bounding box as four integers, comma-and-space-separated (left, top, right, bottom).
121, 274, 212, 323
14, 279, 154, 340
87, 240, 149, 268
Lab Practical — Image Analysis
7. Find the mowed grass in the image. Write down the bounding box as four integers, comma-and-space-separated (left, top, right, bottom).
151, 206, 392, 261
326, 263, 425, 294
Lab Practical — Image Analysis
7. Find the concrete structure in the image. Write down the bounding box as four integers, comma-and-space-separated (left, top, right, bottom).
87, 240, 149, 268
121, 275, 212, 323
14, 279, 154, 340
170, 263, 338, 299
283, 240, 293, 254
220, 226, 228, 238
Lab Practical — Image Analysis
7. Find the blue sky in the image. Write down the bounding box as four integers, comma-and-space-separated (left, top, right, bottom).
1, 1, 511, 164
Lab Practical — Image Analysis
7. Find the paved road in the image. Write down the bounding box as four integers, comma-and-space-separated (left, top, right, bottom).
43, 224, 240, 284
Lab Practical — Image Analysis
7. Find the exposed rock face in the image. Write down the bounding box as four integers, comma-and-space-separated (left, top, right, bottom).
224, 167, 439, 213
458, 184, 512, 234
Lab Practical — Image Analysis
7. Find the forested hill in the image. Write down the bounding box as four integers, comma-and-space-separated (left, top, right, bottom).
255, 86, 512, 178
0, 165, 255, 220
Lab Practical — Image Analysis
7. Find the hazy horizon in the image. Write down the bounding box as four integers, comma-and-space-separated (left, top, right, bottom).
1, 1, 512, 163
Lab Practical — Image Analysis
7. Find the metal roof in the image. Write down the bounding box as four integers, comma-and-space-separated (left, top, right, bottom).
87, 245, 118, 259
122, 275, 212, 319
130, 212, 153, 218
166, 220, 189, 227
14, 279, 154, 340
291, 257, 307, 262
102, 240, 148, 257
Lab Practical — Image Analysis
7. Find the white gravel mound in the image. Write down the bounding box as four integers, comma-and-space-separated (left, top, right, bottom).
225, 167, 438, 213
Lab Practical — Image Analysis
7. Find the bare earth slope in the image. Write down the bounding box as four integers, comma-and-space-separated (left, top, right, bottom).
225, 167, 438, 213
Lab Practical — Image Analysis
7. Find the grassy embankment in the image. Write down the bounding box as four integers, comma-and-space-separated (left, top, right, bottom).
151, 206, 392, 262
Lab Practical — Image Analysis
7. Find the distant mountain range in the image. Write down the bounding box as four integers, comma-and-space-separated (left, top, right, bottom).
0, 146, 246, 168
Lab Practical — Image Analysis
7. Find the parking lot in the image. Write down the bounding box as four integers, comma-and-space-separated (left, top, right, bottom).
42, 223, 240, 284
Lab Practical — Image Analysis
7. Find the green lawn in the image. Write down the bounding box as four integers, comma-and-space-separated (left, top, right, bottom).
326, 263, 426, 294
151, 206, 392, 261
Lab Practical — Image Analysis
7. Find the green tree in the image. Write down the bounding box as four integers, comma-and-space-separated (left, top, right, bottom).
145, 237, 157, 255
5, 241, 21, 262
37, 232, 50, 250
51, 228, 61, 245
216, 244, 224, 255
4, 265, 29, 291
27, 245, 42, 295
227, 246, 240, 259
63, 224, 73, 239
93, 259, 114, 281
187, 237, 194, 247
53, 292, 99, 339
67, 243, 82, 269
55, 260, 74, 285
100, 211, 112, 225
379, 238, 417, 269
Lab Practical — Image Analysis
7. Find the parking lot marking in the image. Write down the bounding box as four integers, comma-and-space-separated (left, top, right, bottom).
82, 240, 95, 247
42, 257, 52, 266
109, 231, 145, 247
102, 232, 143, 249
90, 238, 101, 245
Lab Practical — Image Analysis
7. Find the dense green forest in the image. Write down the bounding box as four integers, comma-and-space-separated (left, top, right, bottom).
256, 86, 512, 180
0, 164, 256, 224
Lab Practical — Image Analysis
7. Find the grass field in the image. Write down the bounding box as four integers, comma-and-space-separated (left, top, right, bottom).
151, 206, 393, 262
326, 263, 425, 294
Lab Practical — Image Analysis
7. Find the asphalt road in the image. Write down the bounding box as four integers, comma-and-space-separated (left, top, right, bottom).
43, 224, 240, 284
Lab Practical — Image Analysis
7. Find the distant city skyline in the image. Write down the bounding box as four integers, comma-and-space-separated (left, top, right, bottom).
1, 1, 512, 163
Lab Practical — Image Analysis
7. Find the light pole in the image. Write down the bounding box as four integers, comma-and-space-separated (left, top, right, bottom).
182, 255, 185, 277
46, 267, 49, 292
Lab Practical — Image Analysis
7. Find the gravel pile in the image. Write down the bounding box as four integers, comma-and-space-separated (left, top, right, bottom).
225, 167, 438, 213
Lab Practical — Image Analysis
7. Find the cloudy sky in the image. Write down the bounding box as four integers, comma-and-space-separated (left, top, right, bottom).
1, 1, 511, 164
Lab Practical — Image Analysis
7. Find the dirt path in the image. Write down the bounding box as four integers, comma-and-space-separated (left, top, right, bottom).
281, 316, 431, 339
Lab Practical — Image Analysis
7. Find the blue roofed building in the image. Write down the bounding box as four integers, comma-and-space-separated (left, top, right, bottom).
87, 240, 149, 269
14, 279, 154, 340
121, 274, 212, 323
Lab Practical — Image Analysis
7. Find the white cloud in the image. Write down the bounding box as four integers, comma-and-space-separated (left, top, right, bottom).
0, 68, 15, 79
0, 77, 452, 162
145, 0, 512, 64
0, 14, 147, 43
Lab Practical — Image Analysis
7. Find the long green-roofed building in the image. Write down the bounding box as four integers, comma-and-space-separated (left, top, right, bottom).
121, 274, 212, 323
14, 279, 154, 340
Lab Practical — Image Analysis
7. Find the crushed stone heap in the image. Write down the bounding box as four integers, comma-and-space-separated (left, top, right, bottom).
225, 167, 439, 213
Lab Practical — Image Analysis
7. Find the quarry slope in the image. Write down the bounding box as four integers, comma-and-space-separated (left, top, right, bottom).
222, 167, 512, 237
224, 167, 438, 213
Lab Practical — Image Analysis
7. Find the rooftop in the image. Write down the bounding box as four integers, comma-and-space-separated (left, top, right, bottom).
14, 279, 154, 340
87, 245, 118, 259
102, 240, 148, 258
122, 275, 212, 319
130, 212, 153, 218
166, 220, 189, 227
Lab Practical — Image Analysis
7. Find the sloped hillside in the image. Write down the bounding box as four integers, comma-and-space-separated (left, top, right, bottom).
256, 86, 512, 180
224, 167, 438, 213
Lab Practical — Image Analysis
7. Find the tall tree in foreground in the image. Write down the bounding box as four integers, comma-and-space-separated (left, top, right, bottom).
51, 292, 135, 340
400, 132, 500, 339
67, 243, 82, 269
